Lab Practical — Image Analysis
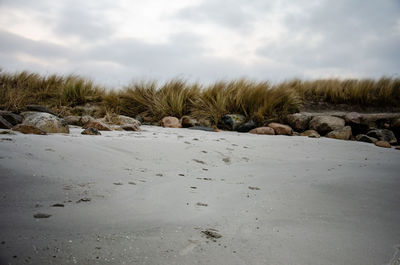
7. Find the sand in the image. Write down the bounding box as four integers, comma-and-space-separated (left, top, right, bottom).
0, 126, 399, 265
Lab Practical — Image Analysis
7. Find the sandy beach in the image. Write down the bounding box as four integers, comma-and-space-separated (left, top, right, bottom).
0, 126, 399, 265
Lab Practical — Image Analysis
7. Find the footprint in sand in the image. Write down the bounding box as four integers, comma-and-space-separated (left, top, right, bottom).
193, 159, 206, 164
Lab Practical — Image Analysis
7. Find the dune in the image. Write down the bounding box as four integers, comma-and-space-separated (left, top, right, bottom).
0, 126, 399, 265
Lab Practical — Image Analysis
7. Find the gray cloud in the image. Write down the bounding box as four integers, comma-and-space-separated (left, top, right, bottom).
0, 0, 399, 86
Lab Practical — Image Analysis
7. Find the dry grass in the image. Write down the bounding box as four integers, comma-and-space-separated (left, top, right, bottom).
1, 70, 399, 126
0, 71, 104, 112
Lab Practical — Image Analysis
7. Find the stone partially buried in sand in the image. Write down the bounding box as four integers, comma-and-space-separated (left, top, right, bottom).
366, 129, 397, 145
267, 123, 293, 135
356, 134, 378, 143
83, 120, 111, 131
219, 114, 245, 131
81, 127, 101, 135
249, 127, 275, 135
161, 116, 181, 128
21, 112, 69, 133
301, 130, 320, 138
12, 124, 46, 135
286, 113, 312, 132
326, 126, 352, 140
375, 141, 391, 148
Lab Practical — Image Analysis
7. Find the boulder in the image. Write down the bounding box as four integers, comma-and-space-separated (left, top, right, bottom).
301, 130, 320, 138
218, 114, 246, 131
121, 124, 140, 131
64, 115, 82, 126
161, 116, 181, 128
286, 113, 311, 132
309, 116, 345, 135
366, 129, 397, 144
82, 120, 111, 131
0, 111, 22, 126
237, 120, 257, 133
21, 112, 69, 133
355, 134, 378, 143
375, 141, 391, 148
181, 116, 199, 128
345, 112, 362, 124
81, 127, 101, 135
249, 127, 275, 135
12, 124, 46, 135
0, 116, 12, 129
26, 105, 57, 116
326, 126, 352, 140
267, 123, 293, 135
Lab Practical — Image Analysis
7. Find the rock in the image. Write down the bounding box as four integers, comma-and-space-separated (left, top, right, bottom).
161, 116, 182, 128
187, 126, 215, 132
12, 124, 46, 135
0, 130, 16, 135
355, 134, 378, 143
33, 213, 51, 218
81, 127, 101, 135
64, 115, 82, 126
326, 126, 352, 140
26, 105, 57, 116
218, 114, 246, 131
0, 116, 12, 129
181, 116, 199, 128
80, 115, 94, 126
267, 123, 293, 135
201, 229, 222, 239
391, 118, 400, 142
121, 124, 140, 131
21, 112, 69, 133
198, 119, 212, 128
237, 120, 257, 133
366, 129, 397, 144
286, 113, 311, 132
345, 112, 362, 124
109, 125, 124, 131
249, 127, 275, 135
301, 130, 320, 138
309, 116, 345, 135
0, 111, 22, 126
375, 141, 391, 148
82, 120, 111, 131
116, 115, 141, 126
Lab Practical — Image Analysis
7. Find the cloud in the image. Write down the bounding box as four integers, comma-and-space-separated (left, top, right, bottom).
0, 0, 399, 86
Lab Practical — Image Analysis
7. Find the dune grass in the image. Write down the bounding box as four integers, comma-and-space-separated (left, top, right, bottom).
1, 70, 399, 126
0, 71, 104, 112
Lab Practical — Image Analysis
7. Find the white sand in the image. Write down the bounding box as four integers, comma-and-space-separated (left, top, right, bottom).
0, 126, 399, 265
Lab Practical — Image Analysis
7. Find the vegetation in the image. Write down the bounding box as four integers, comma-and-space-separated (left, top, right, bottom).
1, 70, 399, 125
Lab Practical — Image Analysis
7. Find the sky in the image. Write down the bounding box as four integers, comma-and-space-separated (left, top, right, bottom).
0, 0, 399, 88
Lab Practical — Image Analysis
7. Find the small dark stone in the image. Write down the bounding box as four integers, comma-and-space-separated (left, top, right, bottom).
81, 127, 101, 135
0, 111, 22, 126
249, 186, 260, 190
51, 203, 64, 207
76, 198, 91, 203
237, 120, 257, 133
33, 213, 51, 218
201, 229, 222, 239
0, 116, 13, 129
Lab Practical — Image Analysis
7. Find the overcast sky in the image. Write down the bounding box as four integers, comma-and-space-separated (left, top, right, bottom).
0, 0, 399, 87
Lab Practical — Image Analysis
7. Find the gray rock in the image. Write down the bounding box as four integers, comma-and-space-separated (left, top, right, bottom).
326, 126, 352, 140
81, 127, 101, 135
64, 115, 82, 126
366, 129, 397, 144
0, 116, 12, 129
218, 114, 246, 131
286, 113, 312, 132
0, 111, 22, 126
121, 124, 140, 131
345, 112, 362, 124
309, 116, 345, 135
117, 115, 141, 126
355, 134, 378, 143
21, 112, 69, 133
82, 120, 111, 131
237, 120, 257, 133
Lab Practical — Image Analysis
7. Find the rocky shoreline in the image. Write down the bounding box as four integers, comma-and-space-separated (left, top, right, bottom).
1, 104, 399, 150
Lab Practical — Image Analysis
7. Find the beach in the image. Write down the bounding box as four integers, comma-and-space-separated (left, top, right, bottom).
0, 126, 399, 265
